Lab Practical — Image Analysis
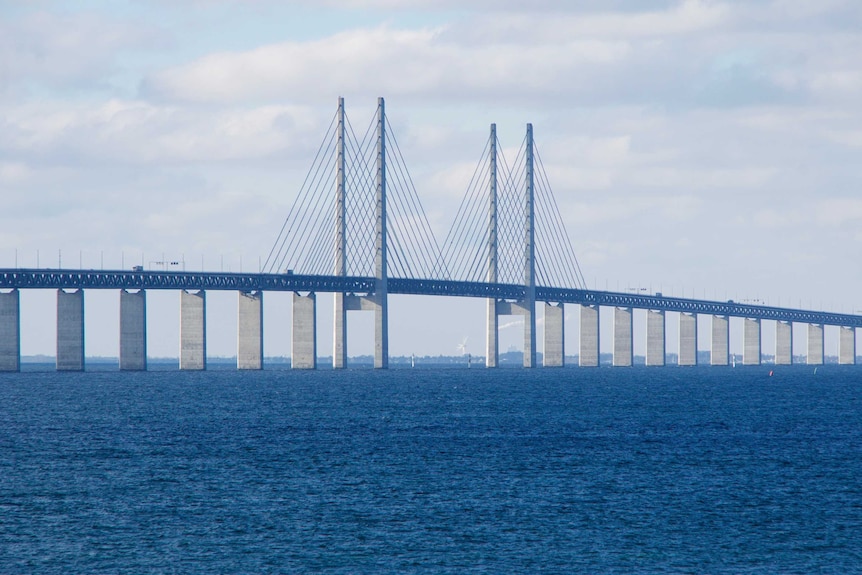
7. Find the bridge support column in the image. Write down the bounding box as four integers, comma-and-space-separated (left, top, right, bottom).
57, 289, 84, 371
613, 307, 633, 367
374, 97, 389, 370
292, 292, 317, 369
523, 301, 536, 368
543, 303, 564, 367
0, 289, 20, 372
807, 323, 824, 365
486, 298, 498, 368
119, 289, 146, 371
678, 312, 697, 366
485, 123, 498, 369
180, 290, 206, 370
522, 123, 536, 369
646, 309, 665, 366
743, 318, 761, 365
711, 315, 729, 366
333, 97, 348, 370
839, 327, 856, 365
238, 291, 263, 370
579, 304, 599, 367
775, 320, 792, 365
333, 293, 347, 369
374, 292, 388, 369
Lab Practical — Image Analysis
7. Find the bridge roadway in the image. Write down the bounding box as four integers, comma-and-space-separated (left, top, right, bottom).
2, 268, 860, 328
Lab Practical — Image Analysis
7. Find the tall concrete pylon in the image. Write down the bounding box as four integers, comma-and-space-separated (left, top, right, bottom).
333, 96, 348, 369
523, 123, 537, 368
485, 123, 538, 368
486, 123, 499, 368
374, 96, 389, 369
329, 97, 389, 369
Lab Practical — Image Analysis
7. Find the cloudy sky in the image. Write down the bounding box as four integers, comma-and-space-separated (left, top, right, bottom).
2, 0, 861, 360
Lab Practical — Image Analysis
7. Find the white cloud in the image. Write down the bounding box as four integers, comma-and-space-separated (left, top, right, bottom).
0, 10, 166, 95
1, 99, 319, 164
143, 24, 631, 105
815, 198, 862, 226
464, 0, 728, 41
0, 162, 32, 184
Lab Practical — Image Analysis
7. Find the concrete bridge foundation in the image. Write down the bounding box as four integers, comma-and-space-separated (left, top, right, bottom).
613, 307, 633, 367
839, 327, 856, 365
743, 318, 761, 365
238, 291, 263, 370
807, 323, 824, 365
775, 320, 792, 365
292, 292, 317, 369
579, 304, 599, 367
0, 289, 20, 372
678, 312, 697, 366
711, 315, 729, 366
119, 289, 146, 371
57, 289, 85, 371
646, 309, 665, 366
180, 290, 206, 370
543, 303, 564, 367
486, 298, 499, 368
333, 293, 347, 369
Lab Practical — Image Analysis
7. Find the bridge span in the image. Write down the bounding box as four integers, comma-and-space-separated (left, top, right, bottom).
0, 268, 859, 371
2, 98, 858, 372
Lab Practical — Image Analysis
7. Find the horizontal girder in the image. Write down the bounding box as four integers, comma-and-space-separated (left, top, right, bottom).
1, 268, 860, 328
0, 269, 375, 293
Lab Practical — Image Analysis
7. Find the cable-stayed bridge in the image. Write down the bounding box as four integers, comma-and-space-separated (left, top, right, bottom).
1, 97, 860, 371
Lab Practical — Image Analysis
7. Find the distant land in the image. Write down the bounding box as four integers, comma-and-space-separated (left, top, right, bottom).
20, 352, 855, 366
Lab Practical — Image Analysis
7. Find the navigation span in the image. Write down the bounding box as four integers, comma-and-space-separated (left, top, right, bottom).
1, 98, 858, 371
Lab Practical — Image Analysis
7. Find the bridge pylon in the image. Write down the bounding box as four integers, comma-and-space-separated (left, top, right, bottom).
443, 120, 585, 368
267, 96, 445, 368
486, 123, 538, 368
333, 97, 389, 368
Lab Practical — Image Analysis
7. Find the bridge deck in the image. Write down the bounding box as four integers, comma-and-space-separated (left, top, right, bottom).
2, 269, 860, 328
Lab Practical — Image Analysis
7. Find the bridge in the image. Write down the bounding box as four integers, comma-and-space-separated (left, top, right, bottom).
0, 98, 859, 371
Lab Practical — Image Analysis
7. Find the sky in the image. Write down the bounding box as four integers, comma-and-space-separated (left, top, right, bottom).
2, 0, 861, 360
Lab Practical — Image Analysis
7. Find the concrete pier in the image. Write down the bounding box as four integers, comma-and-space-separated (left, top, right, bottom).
57, 289, 85, 371
807, 323, 824, 365
579, 304, 599, 367
486, 298, 499, 368
711, 315, 729, 366
678, 312, 697, 366
839, 327, 856, 365
522, 302, 536, 368
646, 310, 665, 366
0, 289, 20, 372
373, 293, 388, 369
333, 293, 347, 368
743, 318, 761, 365
543, 303, 564, 367
180, 290, 206, 370
119, 289, 146, 371
613, 307, 633, 367
775, 320, 792, 365
237, 291, 263, 370
292, 292, 317, 369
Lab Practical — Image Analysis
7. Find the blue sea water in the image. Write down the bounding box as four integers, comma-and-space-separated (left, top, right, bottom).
1, 365, 861, 574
